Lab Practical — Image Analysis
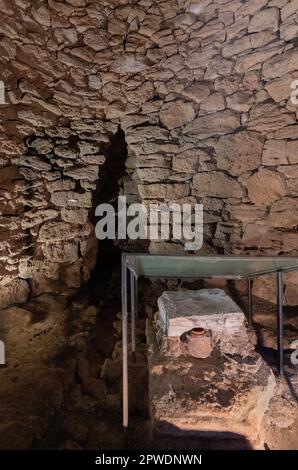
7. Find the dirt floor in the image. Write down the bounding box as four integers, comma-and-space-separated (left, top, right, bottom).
0, 270, 297, 450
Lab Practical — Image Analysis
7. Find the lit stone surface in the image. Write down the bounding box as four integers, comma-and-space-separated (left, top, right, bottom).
157, 289, 245, 337
150, 289, 276, 443
147, 319, 276, 443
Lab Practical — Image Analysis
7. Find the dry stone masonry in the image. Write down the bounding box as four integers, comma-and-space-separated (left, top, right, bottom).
0, 0, 298, 306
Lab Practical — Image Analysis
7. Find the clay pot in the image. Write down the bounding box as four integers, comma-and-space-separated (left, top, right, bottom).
185, 327, 212, 359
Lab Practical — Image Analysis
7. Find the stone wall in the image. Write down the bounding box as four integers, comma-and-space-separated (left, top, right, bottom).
0, 0, 298, 305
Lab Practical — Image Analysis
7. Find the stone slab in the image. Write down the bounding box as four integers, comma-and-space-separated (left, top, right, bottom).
157, 289, 245, 337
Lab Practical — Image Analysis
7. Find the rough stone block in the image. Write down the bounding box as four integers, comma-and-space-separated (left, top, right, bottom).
157, 289, 245, 338
147, 319, 276, 443
0, 279, 29, 309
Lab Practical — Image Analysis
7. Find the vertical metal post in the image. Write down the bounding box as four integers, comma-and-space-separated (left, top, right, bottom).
130, 269, 136, 353
276, 271, 284, 375
122, 256, 129, 428
135, 275, 138, 321
247, 277, 253, 326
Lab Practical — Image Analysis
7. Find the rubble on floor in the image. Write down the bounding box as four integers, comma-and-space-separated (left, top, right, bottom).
0, 278, 297, 450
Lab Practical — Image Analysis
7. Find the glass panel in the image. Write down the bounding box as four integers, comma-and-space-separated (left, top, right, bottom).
125, 255, 298, 279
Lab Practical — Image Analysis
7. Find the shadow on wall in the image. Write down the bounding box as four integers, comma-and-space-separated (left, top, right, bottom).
89, 128, 128, 283
152, 421, 254, 450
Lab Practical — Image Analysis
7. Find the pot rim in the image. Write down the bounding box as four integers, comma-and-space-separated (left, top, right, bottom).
190, 327, 206, 337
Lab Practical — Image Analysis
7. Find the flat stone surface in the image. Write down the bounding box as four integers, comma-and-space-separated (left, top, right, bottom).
157, 289, 245, 337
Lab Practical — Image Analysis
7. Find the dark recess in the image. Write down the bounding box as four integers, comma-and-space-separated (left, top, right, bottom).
89, 128, 128, 287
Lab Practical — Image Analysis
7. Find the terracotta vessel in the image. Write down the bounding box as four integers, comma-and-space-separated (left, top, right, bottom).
185, 327, 212, 359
